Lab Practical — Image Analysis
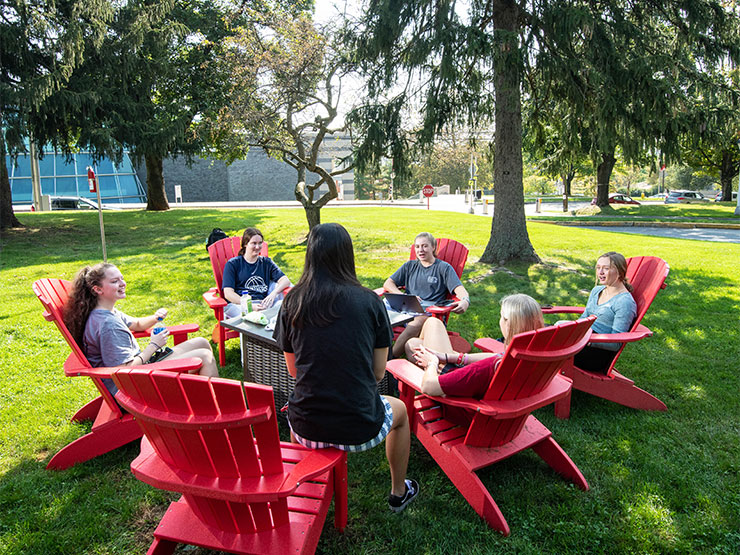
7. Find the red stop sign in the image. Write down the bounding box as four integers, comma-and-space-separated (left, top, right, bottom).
422, 184, 434, 198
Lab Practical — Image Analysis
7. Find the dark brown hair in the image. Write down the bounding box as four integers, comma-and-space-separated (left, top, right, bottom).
282, 223, 369, 328
64, 263, 115, 347
238, 227, 264, 256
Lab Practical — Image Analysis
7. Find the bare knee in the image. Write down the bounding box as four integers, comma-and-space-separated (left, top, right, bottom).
385, 396, 408, 430
405, 337, 423, 359
420, 317, 445, 337
189, 337, 211, 351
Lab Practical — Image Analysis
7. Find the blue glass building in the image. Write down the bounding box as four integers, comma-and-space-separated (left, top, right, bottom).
7, 148, 146, 205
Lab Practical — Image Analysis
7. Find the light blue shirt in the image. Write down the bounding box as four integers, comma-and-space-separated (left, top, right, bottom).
582, 286, 637, 351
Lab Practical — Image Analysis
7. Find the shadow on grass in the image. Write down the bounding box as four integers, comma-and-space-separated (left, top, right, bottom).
0, 441, 173, 554
0, 210, 307, 271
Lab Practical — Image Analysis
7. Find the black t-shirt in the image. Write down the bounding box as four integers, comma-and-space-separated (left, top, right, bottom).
275, 286, 392, 444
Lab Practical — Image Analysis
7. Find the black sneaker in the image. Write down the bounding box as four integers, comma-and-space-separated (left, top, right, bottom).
388, 479, 419, 513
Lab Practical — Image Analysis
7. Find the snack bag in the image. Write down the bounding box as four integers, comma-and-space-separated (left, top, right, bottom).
244, 311, 268, 325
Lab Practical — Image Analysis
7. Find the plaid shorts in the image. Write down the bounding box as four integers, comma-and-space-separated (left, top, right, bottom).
290, 396, 394, 453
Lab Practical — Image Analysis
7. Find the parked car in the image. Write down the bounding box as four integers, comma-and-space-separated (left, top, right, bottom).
664, 191, 708, 204
49, 196, 121, 210
714, 191, 738, 202
591, 193, 641, 206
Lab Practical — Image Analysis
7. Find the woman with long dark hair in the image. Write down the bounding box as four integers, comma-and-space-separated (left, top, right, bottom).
64, 263, 218, 394
275, 223, 419, 513
222, 227, 291, 318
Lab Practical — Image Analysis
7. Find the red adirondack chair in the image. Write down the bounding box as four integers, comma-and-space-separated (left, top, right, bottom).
378, 238, 471, 352
387, 317, 595, 535
112, 369, 348, 555
203, 236, 269, 366
33, 278, 202, 470
477, 256, 670, 418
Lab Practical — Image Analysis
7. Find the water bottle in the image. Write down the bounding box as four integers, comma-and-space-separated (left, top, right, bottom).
152, 315, 166, 335
241, 293, 252, 318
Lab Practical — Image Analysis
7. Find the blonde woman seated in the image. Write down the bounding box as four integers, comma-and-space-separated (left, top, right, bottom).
407, 294, 544, 398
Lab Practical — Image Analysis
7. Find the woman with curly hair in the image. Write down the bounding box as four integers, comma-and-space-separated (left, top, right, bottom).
64, 263, 218, 394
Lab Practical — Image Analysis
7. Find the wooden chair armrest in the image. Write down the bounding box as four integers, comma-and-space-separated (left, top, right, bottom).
134, 323, 199, 338
63, 357, 203, 379
132, 437, 343, 503
280, 447, 346, 492
203, 289, 227, 309
426, 304, 453, 316
473, 337, 506, 353
541, 306, 585, 315
428, 374, 573, 419
386, 359, 425, 392
388, 359, 573, 419
588, 324, 652, 343
134, 323, 199, 346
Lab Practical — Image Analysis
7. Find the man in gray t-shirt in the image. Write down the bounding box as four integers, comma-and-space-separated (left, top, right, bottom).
384, 232, 470, 357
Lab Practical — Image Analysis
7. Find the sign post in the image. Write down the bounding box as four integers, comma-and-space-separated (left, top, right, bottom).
736, 140, 740, 216
87, 166, 108, 262
422, 184, 434, 210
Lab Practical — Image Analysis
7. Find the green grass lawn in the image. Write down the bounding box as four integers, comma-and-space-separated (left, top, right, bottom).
1, 207, 739, 554
531, 201, 740, 223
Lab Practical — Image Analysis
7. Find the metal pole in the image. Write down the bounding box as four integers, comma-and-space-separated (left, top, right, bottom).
29, 141, 42, 211
735, 140, 740, 216
93, 165, 108, 262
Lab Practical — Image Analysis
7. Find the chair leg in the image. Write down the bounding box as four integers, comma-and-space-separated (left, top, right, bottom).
532, 437, 589, 490
212, 324, 227, 367
554, 390, 572, 419
572, 368, 667, 412
46, 417, 142, 470
333, 453, 348, 532
71, 396, 104, 423
442, 459, 510, 536
147, 538, 178, 555
416, 424, 510, 535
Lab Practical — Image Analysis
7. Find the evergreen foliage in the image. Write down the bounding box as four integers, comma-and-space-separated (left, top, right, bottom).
346, 0, 740, 262
0, 0, 112, 228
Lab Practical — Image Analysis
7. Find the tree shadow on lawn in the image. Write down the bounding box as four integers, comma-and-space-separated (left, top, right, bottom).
1, 210, 306, 272
0, 441, 174, 555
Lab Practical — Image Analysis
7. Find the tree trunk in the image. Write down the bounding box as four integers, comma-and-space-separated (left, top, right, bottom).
480, 0, 539, 265
719, 149, 736, 201
595, 150, 616, 207
0, 132, 23, 229
304, 203, 321, 229
561, 169, 574, 197
145, 154, 169, 211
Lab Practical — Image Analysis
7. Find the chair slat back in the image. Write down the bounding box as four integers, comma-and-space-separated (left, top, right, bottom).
466, 317, 595, 447
208, 236, 269, 294
625, 256, 669, 330
113, 370, 286, 532
32, 278, 123, 415
409, 238, 469, 278
33, 279, 88, 367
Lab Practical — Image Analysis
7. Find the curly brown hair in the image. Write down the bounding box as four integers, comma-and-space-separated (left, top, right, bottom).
64, 263, 115, 348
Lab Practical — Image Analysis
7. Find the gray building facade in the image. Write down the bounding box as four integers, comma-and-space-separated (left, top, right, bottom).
136, 135, 355, 203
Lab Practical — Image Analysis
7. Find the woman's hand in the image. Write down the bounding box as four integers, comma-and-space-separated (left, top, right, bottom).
150, 327, 170, 348
154, 308, 168, 321
411, 345, 441, 370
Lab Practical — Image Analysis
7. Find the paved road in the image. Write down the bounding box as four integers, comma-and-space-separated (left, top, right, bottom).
409, 195, 740, 243
575, 225, 740, 243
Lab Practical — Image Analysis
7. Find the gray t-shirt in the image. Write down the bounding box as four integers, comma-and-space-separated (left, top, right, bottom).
83, 308, 140, 367
389, 258, 462, 305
